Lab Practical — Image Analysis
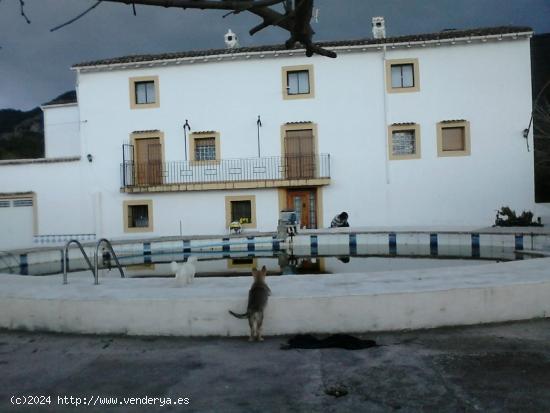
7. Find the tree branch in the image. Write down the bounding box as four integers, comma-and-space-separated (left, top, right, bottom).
50, 1, 103, 32
49, 0, 338, 57
19, 0, 31, 24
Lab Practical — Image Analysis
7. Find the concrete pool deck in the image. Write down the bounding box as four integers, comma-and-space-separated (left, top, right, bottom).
1, 258, 549, 336
1, 319, 550, 412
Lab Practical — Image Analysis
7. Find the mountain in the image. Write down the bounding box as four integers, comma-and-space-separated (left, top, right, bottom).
0, 108, 44, 160
0, 91, 76, 160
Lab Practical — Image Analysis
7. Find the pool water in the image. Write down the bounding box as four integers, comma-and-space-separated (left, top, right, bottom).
4, 248, 534, 278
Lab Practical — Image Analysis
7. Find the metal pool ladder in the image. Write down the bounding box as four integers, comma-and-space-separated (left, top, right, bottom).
63, 238, 124, 285
0, 250, 19, 274
93, 238, 124, 285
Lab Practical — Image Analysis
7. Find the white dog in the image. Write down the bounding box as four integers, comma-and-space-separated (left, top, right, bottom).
170, 256, 198, 286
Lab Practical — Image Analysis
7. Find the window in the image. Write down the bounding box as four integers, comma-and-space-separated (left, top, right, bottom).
231, 200, 252, 223
282, 65, 315, 100
287, 70, 310, 95
194, 138, 216, 161
135, 81, 156, 104
391, 64, 414, 88
388, 124, 421, 160
385, 59, 420, 93
129, 76, 160, 109
190, 132, 220, 163
123, 200, 153, 232
225, 195, 256, 229
437, 120, 471, 157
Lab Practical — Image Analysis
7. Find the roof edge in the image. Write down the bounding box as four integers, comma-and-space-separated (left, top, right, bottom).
72, 26, 533, 71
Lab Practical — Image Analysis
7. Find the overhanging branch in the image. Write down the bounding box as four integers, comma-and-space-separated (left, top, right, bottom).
99, 0, 337, 57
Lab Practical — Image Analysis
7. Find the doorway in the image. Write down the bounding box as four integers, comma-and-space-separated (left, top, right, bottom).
134, 137, 162, 186
284, 127, 315, 179
286, 188, 318, 229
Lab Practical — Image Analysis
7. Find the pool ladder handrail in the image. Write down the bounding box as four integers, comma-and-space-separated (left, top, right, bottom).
94, 238, 124, 285
0, 250, 19, 274
63, 240, 95, 284
63, 238, 124, 285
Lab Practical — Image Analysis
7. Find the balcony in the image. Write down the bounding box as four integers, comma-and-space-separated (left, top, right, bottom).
120, 154, 331, 193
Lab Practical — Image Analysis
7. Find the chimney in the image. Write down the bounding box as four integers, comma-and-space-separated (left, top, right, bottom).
224, 29, 239, 49
372, 17, 386, 39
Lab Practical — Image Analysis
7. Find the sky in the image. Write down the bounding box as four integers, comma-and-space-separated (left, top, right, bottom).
1, 0, 549, 110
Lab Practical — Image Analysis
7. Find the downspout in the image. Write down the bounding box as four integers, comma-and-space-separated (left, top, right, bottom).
382, 44, 390, 184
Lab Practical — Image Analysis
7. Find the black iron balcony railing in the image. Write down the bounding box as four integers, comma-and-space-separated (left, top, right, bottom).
120, 154, 330, 188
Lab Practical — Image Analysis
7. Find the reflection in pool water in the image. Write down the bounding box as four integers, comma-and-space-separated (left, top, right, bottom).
6, 248, 532, 279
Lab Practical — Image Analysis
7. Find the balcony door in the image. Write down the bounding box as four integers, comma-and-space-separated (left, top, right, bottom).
284, 128, 315, 179
135, 137, 162, 186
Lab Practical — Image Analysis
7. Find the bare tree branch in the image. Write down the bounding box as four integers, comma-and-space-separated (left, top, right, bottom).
19, 0, 31, 24
50, 1, 103, 32
99, 0, 337, 57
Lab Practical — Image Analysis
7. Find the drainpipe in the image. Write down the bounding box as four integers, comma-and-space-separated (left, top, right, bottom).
382, 44, 390, 184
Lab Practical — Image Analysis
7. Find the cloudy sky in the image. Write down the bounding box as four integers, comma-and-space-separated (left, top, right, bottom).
1, 0, 549, 110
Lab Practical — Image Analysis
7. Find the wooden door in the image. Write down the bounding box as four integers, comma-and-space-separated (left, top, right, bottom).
284, 129, 315, 179
287, 189, 317, 229
135, 138, 162, 185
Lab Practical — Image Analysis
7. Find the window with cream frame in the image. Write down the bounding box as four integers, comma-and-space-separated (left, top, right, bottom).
388, 123, 421, 160
225, 195, 256, 229
189, 132, 220, 164
437, 120, 471, 157
123, 200, 153, 232
385, 58, 420, 93
282, 65, 315, 100
129, 76, 160, 109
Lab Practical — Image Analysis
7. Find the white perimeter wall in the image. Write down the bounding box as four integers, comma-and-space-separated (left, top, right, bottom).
0, 160, 94, 246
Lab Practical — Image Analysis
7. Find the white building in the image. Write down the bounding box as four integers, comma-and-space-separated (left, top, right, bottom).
0, 25, 541, 249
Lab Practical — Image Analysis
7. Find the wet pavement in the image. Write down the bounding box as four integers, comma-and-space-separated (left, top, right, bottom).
1, 319, 550, 412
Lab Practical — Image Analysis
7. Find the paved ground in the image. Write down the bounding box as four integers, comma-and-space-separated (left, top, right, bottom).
1, 319, 550, 413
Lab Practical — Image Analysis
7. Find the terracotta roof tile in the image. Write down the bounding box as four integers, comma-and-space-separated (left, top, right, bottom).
73, 26, 532, 68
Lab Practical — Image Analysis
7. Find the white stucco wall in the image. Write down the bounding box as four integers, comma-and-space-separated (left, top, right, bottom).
0, 160, 94, 246
42, 104, 81, 158
74, 36, 534, 236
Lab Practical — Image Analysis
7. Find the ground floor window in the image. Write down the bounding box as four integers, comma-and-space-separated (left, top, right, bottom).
437, 120, 471, 157
225, 195, 256, 229
123, 200, 153, 232
388, 123, 421, 160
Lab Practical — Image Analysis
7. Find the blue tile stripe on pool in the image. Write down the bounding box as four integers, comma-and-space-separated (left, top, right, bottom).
222, 237, 231, 258
19, 254, 28, 275
471, 233, 480, 258
247, 236, 255, 252
310, 235, 318, 256
272, 236, 280, 251
349, 233, 357, 255
430, 233, 438, 256
143, 242, 152, 264
515, 234, 523, 250
389, 233, 397, 255
222, 238, 230, 252
183, 239, 191, 253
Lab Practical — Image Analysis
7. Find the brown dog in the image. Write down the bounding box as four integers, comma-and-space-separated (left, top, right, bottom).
229, 266, 271, 341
